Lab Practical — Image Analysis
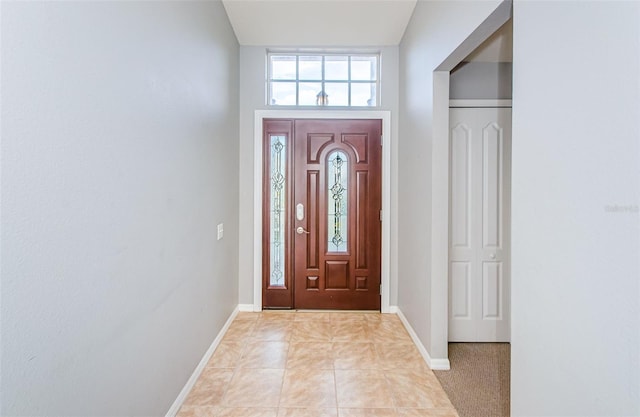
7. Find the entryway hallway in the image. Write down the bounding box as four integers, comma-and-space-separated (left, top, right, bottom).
177, 311, 458, 417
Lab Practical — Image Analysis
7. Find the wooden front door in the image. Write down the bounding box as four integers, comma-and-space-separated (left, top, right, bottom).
262, 119, 382, 310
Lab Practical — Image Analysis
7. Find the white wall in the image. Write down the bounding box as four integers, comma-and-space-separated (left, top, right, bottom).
511, 1, 640, 415
0, 2, 239, 415
237, 46, 400, 308
450, 62, 512, 99
398, 0, 502, 361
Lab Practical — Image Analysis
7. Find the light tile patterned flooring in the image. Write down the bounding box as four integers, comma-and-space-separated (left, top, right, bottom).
178, 311, 459, 417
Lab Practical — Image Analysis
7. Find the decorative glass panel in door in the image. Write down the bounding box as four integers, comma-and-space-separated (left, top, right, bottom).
327, 151, 348, 252
269, 135, 286, 287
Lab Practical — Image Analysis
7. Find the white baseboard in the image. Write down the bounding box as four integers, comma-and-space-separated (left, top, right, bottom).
165, 305, 240, 417
237, 304, 256, 312
388, 305, 399, 314
429, 358, 452, 370
394, 306, 451, 371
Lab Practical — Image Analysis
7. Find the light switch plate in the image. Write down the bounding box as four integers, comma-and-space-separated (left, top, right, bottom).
217, 223, 223, 240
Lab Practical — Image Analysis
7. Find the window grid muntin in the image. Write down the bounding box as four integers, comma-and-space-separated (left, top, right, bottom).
268, 53, 379, 107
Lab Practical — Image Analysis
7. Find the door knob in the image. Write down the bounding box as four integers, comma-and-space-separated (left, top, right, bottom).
296, 226, 310, 234
489, 253, 496, 259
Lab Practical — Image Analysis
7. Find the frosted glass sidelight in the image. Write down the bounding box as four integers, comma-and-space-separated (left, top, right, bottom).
327, 151, 348, 252
270, 135, 286, 287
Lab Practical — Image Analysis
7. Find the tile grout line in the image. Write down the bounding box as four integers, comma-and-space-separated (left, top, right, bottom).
380, 347, 401, 415
332, 358, 339, 417
219, 317, 255, 409
275, 325, 293, 414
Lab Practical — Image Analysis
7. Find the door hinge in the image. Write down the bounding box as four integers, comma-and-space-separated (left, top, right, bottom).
380, 284, 383, 295
381, 135, 383, 147
379, 210, 383, 222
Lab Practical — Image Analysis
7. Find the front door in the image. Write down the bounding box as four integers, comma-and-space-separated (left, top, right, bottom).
262, 119, 382, 310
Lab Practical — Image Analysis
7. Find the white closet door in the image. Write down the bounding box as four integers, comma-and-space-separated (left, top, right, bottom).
449, 107, 511, 342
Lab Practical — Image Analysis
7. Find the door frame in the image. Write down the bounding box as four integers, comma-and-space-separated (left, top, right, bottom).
253, 110, 392, 313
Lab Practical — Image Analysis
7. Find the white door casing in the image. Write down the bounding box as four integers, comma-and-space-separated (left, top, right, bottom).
449, 107, 511, 342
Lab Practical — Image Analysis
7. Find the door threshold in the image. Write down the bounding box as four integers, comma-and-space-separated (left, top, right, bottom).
262, 309, 382, 314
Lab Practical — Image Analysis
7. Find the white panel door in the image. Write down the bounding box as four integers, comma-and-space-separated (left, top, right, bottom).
449, 107, 511, 342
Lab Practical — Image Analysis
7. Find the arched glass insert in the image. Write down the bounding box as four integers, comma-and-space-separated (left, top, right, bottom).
327, 150, 348, 252
270, 135, 286, 287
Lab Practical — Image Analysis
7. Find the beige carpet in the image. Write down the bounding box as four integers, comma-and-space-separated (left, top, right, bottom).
434, 343, 510, 417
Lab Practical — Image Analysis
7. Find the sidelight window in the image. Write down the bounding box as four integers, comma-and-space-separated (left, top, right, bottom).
269, 135, 287, 287
268, 53, 379, 107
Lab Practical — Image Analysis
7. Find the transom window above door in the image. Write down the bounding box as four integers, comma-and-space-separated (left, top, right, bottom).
267, 53, 379, 107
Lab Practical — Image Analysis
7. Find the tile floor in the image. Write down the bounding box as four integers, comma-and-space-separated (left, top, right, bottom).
178, 311, 459, 417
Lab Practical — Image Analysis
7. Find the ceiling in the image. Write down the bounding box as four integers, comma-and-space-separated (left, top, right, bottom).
222, 0, 512, 62
222, 0, 418, 46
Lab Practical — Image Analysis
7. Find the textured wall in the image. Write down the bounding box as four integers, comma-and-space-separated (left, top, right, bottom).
511, 1, 640, 415
0, 1, 239, 415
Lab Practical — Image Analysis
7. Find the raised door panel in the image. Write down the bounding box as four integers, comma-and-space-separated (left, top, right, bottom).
342, 134, 369, 163
308, 134, 335, 163
326, 260, 350, 290
355, 171, 369, 270
478, 259, 509, 342
450, 262, 472, 319
450, 123, 472, 252
306, 170, 320, 269
482, 261, 503, 320
449, 261, 475, 341
482, 122, 503, 250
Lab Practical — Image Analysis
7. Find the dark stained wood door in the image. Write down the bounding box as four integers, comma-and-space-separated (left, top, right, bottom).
262, 118, 382, 310
293, 119, 382, 310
